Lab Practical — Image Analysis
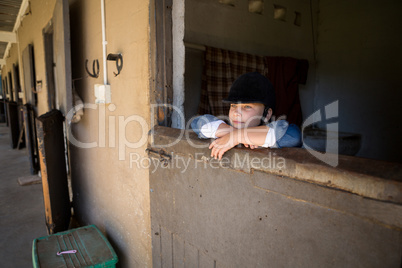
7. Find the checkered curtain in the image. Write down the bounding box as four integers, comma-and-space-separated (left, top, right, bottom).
198, 46, 267, 117
197, 46, 308, 127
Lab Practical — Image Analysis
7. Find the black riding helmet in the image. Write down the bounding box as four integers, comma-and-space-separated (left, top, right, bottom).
223, 72, 276, 121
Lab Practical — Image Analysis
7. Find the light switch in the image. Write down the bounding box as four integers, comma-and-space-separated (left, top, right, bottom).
94, 84, 112, 104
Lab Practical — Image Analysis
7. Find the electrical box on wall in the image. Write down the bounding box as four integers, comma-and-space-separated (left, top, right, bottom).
94, 84, 111, 104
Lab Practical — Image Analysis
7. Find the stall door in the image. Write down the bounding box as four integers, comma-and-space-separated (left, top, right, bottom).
22, 45, 39, 174
37, 110, 71, 234
38, 0, 73, 234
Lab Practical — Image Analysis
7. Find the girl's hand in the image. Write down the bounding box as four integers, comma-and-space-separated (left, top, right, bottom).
244, 144, 258, 149
209, 132, 240, 160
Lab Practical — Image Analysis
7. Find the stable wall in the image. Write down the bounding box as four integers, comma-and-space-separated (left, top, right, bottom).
314, 0, 402, 162
1, 0, 153, 266
68, 0, 152, 267
0, 1, 57, 153
12, 0, 57, 115
150, 126, 402, 267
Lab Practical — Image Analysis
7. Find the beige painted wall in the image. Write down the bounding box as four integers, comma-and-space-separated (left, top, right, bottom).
68, 0, 152, 266
13, 0, 56, 115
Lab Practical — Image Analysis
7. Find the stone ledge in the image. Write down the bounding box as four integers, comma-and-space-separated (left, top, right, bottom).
149, 126, 402, 204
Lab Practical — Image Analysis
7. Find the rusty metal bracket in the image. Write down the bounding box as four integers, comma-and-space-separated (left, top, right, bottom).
146, 148, 171, 166
85, 59, 100, 78
107, 53, 123, 77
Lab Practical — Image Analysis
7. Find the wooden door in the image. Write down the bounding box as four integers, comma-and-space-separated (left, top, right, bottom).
22, 45, 39, 174
37, 110, 71, 234
38, 0, 73, 234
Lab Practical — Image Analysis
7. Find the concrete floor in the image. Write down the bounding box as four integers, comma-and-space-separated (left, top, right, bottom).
0, 123, 47, 267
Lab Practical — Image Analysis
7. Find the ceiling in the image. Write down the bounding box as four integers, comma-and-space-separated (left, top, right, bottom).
0, 0, 26, 69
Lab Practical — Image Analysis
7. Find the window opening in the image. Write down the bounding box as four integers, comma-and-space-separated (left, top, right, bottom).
294, 11, 301, 26
8, 72, 13, 102
13, 64, 22, 104
249, 0, 263, 14
22, 44, 38, 106
273, 4, 286, 21
43, 22, 56, 110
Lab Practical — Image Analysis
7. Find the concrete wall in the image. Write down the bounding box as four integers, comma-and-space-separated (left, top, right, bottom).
315, 0, 402, 162
183, 0, 318, 125
150, 126, 402, 267
68, 0, 152, 267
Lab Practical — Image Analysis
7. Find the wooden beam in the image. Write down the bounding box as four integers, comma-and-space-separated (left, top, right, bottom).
0, 31, 16, 43
13, 0, 30, 32
153, 0, 173, 127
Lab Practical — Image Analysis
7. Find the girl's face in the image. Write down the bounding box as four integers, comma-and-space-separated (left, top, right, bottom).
229, 103, 269, 129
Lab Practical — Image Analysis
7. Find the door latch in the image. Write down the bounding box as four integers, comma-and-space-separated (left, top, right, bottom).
146, 148, 171, 166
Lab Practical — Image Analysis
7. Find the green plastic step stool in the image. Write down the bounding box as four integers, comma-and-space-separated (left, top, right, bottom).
32, 225, 118, 267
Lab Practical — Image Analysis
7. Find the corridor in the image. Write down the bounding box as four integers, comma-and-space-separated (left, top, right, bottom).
0, 123, 46, 267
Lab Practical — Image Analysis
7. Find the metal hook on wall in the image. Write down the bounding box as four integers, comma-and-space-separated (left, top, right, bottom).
107, 53, 123, 77
85, 59, 100, 78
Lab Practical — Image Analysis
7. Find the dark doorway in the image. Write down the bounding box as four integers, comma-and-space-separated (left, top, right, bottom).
43, 23, 56, 111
